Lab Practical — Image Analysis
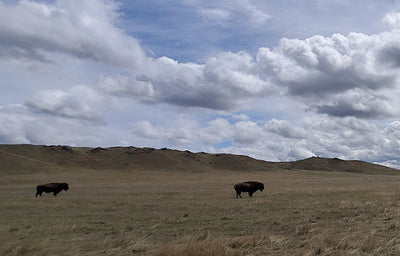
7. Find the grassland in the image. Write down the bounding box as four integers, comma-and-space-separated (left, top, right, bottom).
2, 145, 400, 255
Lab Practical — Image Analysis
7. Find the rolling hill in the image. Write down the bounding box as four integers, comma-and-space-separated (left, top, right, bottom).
0, 144, 398, 175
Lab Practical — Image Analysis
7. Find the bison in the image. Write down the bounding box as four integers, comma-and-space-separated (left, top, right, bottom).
36, 183, 69, 197
234, 181, 264, 198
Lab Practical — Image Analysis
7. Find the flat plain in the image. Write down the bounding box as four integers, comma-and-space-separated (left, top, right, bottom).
1, 145, 400, 255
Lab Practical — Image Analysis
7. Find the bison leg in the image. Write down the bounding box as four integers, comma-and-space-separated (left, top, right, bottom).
36, 189, 42, 197
236, 191, 242, 198
53, 192, 58, 197
249, 192, 253, 197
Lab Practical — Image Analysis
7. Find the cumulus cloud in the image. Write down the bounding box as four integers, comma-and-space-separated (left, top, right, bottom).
151, 52, 271, 110
116, 25, 400, 114
256, 31, 400, 118
131, 115, 400, 166
383, 12, 400, 28
98, 51, 273, 110
0, 0, 149, 69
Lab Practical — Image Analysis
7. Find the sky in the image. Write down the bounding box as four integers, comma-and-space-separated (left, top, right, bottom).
2, 0, 400, 167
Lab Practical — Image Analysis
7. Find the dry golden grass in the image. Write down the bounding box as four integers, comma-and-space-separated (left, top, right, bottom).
2, 166, 400, 256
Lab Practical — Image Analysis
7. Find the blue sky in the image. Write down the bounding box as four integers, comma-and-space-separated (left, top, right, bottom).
120, 0, 397, 61
2, 0, 400, 167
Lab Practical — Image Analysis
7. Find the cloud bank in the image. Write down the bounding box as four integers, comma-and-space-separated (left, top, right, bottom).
2, 1, 400, 115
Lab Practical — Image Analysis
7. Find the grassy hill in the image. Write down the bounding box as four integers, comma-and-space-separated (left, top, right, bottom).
0, 144, 398, 175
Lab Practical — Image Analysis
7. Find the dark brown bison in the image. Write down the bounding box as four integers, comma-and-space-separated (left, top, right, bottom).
234, 181, 264, 198
36, 183, 69, 197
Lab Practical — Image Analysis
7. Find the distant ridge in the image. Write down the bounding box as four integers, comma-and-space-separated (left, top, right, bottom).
277, 156, 399, 175
0, 144, 398, 175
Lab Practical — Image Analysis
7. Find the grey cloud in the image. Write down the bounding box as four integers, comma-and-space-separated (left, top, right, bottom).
312, 89, 399, 119
162, 89, 237, 110
99, 75, 155, 103
265, 119, 307, 139
149, 53, 271, 110
286, 70, 395, 97
0, 39, 52, 63
378, 44, 400, 67
101, 52, 272, 111
315, 101, 394, 119
0, 0, 150, 69
25, 86, 107, 124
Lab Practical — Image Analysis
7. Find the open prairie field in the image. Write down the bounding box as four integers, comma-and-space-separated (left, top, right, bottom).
2, 166, 400, 256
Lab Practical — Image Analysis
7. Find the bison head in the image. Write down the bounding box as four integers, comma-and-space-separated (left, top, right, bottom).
258, 183, 264, 191
62, 183, 69, 191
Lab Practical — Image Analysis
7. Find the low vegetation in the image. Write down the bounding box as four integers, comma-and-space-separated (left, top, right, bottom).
1, 145, 400, 255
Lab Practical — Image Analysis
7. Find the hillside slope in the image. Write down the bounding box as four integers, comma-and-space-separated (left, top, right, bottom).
0, 144, 398, 175
0, 144, 277, 173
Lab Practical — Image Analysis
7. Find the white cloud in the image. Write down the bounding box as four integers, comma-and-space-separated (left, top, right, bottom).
130, 114, 400, 166
383, 12, 400, 28
0, 104, 117, 146
198, 8, 230, 25
194, 0, 270, 27
0, 105, 31, 144
232, 121, 264, 145
256, 31, 400, 118
131, 120, 165, 140
4, 0, 400, 117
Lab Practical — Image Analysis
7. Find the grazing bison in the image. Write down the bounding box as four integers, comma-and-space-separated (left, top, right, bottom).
36, 183, 69, 197
234, 181, 264, 198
